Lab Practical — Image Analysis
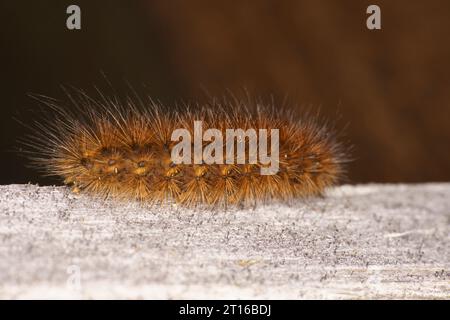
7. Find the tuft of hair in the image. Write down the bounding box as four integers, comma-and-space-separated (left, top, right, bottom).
22, 89, 349, 208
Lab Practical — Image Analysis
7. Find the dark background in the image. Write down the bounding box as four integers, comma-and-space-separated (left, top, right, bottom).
1, 0, 449, 185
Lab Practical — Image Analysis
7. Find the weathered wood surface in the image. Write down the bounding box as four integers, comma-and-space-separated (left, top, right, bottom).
0, 184, 448, 299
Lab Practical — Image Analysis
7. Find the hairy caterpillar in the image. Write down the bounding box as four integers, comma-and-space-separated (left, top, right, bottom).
24, 90, 348, 208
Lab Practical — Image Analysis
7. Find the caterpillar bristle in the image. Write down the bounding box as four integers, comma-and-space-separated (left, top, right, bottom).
23, 89, 349, 208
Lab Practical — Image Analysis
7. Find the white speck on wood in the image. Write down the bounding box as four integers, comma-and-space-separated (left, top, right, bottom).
0, 183, 449, 299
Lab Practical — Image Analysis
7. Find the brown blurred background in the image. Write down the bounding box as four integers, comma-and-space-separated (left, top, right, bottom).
1, 0, 449, 185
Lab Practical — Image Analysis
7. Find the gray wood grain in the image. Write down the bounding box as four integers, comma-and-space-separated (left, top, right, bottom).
0, 184, 448, 299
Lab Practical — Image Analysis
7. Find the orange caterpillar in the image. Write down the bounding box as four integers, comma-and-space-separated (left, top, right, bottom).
25, 90, 348, 207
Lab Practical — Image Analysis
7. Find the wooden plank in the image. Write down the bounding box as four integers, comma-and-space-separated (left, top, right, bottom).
0, 183, 448, 299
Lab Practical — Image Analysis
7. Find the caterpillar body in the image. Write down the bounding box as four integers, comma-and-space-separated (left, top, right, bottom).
25, 91, 348, 208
